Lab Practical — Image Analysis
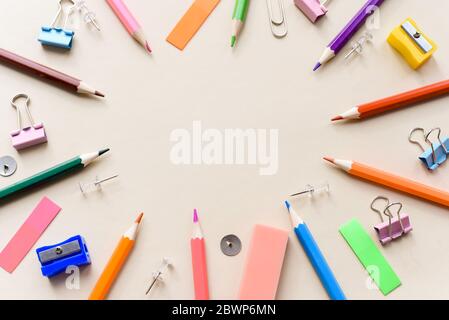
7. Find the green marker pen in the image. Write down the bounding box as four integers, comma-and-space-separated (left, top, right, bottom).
231, 0, 250, 47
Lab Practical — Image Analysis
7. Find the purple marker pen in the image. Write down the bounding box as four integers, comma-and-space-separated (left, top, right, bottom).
313, 0, 385, 71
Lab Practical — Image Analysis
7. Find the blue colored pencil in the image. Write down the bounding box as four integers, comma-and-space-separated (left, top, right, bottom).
285, 201, 346, 300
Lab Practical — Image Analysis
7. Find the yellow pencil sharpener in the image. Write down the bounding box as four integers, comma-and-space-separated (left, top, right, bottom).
387, 18, 437, 69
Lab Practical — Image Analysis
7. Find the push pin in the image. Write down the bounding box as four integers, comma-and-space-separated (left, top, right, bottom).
290, 182, 329, 198
75, 0, 100, 31
345, 31, 373, 60
79, 174, 118, 194
146, 257, 173, 295
0, 156, 17, 177
220, 234, 242, 257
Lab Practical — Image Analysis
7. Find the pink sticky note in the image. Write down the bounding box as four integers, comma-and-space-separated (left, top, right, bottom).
0, 197, 61, 273
238, 225, 288, 300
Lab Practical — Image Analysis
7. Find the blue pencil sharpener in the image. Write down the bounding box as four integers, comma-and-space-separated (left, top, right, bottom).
36, 235, 91, 277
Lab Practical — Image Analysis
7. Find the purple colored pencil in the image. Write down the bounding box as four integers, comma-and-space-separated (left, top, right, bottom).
313, 0, 385, 71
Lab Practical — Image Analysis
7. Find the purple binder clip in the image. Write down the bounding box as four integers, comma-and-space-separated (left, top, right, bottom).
371, 197, 412, 245
10, 94, 47, 151
294, 0, 328, 23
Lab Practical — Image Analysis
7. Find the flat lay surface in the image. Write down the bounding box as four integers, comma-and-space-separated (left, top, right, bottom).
0, 0, 449, 300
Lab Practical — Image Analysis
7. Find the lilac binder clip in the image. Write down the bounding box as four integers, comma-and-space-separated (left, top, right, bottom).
371, 196, 412, 245
294, 0, 329, 23
10, 94, 47, 151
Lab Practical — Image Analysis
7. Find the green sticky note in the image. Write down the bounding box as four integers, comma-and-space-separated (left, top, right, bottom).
339, 218, 401, 295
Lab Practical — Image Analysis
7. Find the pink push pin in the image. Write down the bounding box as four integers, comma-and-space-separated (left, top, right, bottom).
294, 0, 329, 23
371, 196, 412, 245
10, 94, 47, 151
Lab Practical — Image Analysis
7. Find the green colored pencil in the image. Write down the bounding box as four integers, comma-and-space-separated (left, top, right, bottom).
231, 0, 250, 47
0, 149, 109, 200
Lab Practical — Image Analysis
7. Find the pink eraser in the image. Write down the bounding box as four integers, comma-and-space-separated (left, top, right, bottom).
294, 0, 328, 23
0, 197, 61, 273
238, 225, 289, 300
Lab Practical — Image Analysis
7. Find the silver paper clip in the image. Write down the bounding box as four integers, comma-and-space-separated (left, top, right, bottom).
370, 196, 412, 245
146, 257, 173, 295
266, 0, 288, 38
409, 127, 449, 171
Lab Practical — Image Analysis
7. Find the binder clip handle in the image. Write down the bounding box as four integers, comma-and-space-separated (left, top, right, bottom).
425, 127, 448, 155
50, 0, 76, 30
383, 202, 405, 236
370, 196, 391, 223
11, 94, 35, 131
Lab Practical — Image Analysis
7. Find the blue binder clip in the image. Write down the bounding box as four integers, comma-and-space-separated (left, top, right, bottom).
36, 235, 91, 277
409, 127, 449, 171
38, 0, 76, 49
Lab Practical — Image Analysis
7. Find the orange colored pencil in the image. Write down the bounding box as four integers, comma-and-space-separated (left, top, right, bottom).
324, 157, 449, 207
332, 79, 449, 121
89, 213, 143, 300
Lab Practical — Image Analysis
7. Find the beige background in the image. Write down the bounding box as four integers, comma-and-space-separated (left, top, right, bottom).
0, 0, 448, 300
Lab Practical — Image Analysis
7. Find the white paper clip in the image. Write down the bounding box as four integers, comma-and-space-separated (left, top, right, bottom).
266, 0, 287, 38
371, 196, 412, 245
38, 0, 76, 49
409, 127, 449, 171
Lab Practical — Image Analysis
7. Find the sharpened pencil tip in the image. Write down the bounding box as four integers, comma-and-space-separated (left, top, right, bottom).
231, 36, 236, 47
135, 213, 144, 223
313, 63, 321, 71
323, 156, 335, 164
99, 148, 110, 156
193, 209, 199, 223
145, 42, 152, 54
284, 200, 291, 211
331, 115, 343, 122
95, 91, 105, 97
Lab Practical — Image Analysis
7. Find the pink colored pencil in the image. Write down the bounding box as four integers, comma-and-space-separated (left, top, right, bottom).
106, 0, 152, 53
191, 209, 209, 300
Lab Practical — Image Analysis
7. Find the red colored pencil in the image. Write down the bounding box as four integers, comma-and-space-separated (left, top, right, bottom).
191, 209, 209, 300
331, 79, 449, 121
0, 48, 104, 97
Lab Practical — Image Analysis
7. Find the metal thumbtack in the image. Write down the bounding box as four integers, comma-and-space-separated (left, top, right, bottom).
290, 182, 330, 198
75, 0, 100, 31
79, 174, 118, 194
266, 0, 288, 38
146, 257, 173, 295
220, 235, 242, 256
345, 31, 374, 60
0, 156, 17, 177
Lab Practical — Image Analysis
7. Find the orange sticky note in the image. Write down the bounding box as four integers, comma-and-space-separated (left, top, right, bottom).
238, 225, 289, 300
166, 0, 220, 50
